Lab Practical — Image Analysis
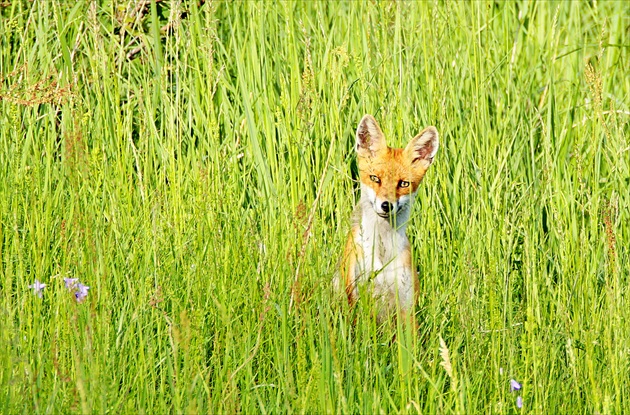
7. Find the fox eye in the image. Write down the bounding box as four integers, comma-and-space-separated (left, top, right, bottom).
399, 180, 410, 188
370, 175, 380, 183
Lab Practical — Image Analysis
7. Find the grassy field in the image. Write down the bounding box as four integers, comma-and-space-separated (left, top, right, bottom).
1, 0, 628, 413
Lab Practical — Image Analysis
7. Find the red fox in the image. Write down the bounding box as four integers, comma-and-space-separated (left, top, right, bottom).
337, 114, 439, 322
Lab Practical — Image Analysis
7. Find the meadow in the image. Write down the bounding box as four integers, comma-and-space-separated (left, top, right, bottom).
1, 1, 628, 413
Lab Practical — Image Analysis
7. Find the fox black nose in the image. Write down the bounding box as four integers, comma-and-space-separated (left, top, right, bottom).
381, 201, 392, 213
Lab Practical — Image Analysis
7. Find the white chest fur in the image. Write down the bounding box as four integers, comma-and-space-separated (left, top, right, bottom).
353, 204, 415, 314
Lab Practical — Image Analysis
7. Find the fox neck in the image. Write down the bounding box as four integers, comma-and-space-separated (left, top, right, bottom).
356, 187, 412, 268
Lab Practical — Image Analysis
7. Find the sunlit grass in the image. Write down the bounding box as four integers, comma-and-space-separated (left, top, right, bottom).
1, 1, 628, 413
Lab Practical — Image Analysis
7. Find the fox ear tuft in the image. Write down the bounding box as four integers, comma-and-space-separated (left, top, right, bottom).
406, 126, 439, 167
356, 115, 386, 157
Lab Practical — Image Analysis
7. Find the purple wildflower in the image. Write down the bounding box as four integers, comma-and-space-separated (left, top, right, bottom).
64, 278, 79, 290
516, 396, 523, 408
510, 379, 522, 392
74, 282, 90, 303
28, 280, 46, 298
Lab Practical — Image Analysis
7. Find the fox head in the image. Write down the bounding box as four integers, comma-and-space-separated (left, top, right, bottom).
355, 114, 439, 222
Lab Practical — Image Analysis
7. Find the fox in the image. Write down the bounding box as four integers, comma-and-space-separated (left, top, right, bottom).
337, 114, 439, 323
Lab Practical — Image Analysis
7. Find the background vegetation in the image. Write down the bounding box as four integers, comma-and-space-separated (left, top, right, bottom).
1, 0, 628, 413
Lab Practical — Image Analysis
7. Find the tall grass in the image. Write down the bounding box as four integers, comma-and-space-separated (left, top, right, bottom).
1, 1, 628, 413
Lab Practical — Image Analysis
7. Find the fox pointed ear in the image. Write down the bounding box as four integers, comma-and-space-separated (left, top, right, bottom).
356, 115, 386, 157
405, 126, 439, 168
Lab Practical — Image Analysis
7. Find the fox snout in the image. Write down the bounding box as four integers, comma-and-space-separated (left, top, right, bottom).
362, 183, 411, 219
375, 199, 398, 219
375, 200, 400, 219
380, 201, 394, 214
371, 193, 411, 220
